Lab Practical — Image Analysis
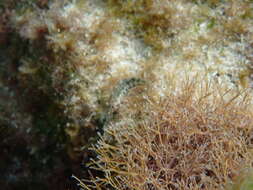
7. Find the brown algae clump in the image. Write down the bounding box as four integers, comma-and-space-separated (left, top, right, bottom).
80, 81, 253, 190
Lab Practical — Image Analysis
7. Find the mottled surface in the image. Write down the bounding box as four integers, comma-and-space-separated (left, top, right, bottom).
1, 0, 253, 189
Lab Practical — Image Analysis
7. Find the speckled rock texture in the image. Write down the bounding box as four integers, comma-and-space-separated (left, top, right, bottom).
1, 0, 253, 189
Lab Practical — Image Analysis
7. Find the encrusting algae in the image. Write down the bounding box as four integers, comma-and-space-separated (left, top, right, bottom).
1, 0, 253, 189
